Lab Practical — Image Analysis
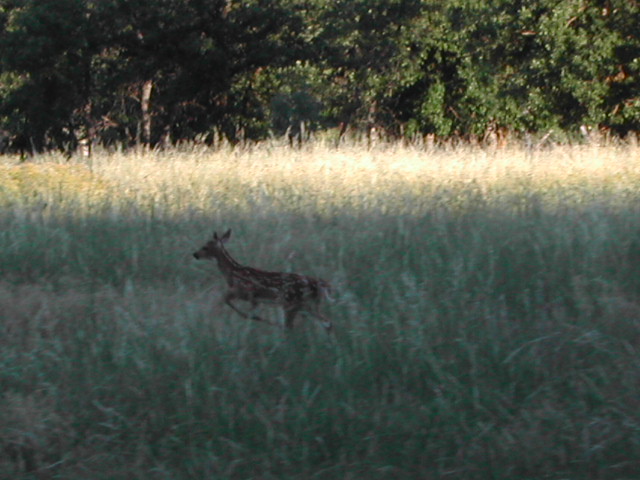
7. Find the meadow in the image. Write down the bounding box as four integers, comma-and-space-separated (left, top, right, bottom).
1, 139, 640, 479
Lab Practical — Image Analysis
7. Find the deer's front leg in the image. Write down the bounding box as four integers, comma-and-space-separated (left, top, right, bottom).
224, 291, 275, 326
284, 305, 301, 330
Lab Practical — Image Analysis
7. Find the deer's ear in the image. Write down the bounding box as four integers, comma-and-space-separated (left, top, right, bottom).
213, 231, 219, 240
221, 229, 232, 242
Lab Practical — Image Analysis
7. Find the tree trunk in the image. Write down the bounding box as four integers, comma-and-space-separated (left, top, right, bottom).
141, 79, 153, 147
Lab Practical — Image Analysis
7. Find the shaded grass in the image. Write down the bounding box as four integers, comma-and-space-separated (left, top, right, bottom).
2, 142, 640, 478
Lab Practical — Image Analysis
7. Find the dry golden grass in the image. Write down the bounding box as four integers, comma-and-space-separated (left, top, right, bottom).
3, 140, 639, 218
8, 139, 629, 217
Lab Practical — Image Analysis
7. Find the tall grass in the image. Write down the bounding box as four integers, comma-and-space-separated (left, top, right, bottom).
2, 140, 640, 478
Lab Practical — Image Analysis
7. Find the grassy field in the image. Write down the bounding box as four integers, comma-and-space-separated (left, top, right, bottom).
2, 139, 640, 479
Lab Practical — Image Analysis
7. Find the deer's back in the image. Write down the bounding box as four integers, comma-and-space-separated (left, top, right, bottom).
227, 266, 328, 303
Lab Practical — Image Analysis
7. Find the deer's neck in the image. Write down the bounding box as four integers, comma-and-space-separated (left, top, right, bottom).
215, 247, 245, 279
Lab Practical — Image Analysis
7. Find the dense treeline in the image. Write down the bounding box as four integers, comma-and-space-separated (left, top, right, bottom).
0, 0, 639, 153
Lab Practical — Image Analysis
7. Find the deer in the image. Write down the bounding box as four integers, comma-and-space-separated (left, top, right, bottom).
193, 229, 333, 332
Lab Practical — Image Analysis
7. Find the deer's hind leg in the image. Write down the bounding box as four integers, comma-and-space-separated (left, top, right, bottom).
310, 307, 332, 332
317, 313, 332, 332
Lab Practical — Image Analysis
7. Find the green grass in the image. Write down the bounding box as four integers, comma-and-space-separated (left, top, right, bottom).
2, 141, 640, 478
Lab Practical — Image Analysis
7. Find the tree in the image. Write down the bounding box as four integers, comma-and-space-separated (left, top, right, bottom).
1, 0, 639, 150
0, 0, 95, 153
298, 0, 424, 135
0, 0, 308, 151
384, 0, 640, 139
534, 0, 640, 134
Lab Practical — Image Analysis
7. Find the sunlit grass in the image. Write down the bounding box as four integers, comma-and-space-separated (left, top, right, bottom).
2, 140, 640, 478
96, 141, 640, 209
4, 141, 640, 217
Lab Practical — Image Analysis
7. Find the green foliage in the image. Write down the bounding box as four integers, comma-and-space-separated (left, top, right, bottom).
387, 0, 640, 137
0, 0, 639, 150
0, 0, 93, 150
534, 0, 640, 133
0, 0, 305, 148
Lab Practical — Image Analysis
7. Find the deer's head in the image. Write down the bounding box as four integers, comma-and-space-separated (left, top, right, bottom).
193, 229, 231, 260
